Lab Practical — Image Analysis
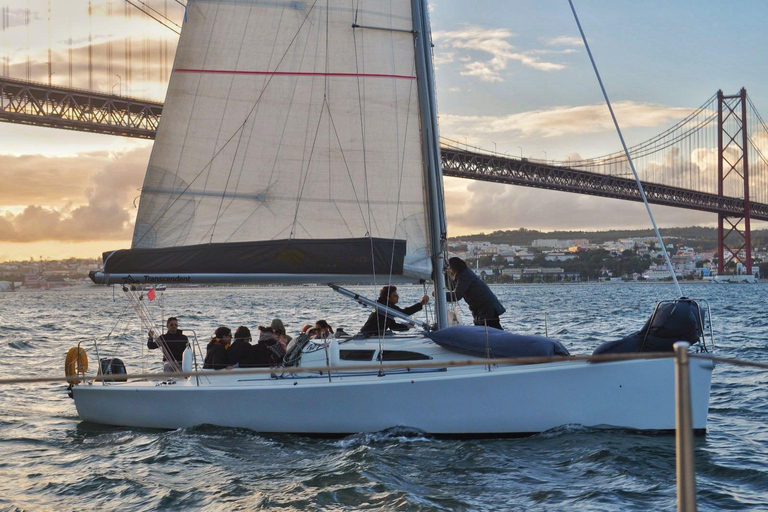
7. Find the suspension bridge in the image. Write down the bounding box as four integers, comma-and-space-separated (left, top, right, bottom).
0, 0, 765, 275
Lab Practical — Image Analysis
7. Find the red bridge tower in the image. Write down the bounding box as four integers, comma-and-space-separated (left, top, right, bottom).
717, 88, 752, 276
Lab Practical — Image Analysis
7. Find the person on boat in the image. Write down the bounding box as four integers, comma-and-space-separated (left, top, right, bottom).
445, 257, 506, 330
203, 326, 232, 370
299, 320, 334, 340
250, 326, 286, 366
270, 318, 292, 347
147, 317, 189, 372
227, 326, 254, 368
359, 286, 429, 336
314, 320, 333, 338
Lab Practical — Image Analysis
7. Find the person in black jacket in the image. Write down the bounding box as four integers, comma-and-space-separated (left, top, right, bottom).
446, 257, 506, 330
147, 317, 189, 372
360, 286, 428, 336
227, 326, 254, 367
203, 326, 232, 370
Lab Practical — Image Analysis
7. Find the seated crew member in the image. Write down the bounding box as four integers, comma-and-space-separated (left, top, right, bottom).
227, 326, 254, 367
147, 317, 189, 372
270, 318, 292, 348
203, 326, 232, 370
251, 326, 286, 366
445, 257, 506, 330
314, 320, 333, 338
359, 286, 428, 336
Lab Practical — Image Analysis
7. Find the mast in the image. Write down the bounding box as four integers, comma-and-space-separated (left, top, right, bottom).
412, 0, 448, 329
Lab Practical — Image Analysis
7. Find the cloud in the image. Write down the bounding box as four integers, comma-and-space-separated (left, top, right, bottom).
0, 146, 149, 242
543, 36, 583, 47
444, 178, 714, 235
439, 101, 693, 139
433, 26, 565, 82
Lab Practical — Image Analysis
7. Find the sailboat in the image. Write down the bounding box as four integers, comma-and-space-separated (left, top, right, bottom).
73, 0, 714, 435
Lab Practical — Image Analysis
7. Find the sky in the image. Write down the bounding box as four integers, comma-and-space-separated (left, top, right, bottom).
1, 0, 768, 262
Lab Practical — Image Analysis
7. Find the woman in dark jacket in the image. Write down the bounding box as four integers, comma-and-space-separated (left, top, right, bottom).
203, 326, 232, 370
447, 257, 506, 330
360, 286, 428, 335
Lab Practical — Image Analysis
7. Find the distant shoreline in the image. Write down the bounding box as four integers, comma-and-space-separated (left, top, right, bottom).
4, 279, 765, 293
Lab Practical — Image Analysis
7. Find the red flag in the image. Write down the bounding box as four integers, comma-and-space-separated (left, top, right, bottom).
147, 287, 156, 301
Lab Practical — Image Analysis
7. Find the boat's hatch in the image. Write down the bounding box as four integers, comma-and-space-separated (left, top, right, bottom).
379, 350, 432, 361
340, 350, 376, 361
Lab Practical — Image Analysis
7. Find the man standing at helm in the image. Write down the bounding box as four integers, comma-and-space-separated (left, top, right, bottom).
148, 317, 189, 372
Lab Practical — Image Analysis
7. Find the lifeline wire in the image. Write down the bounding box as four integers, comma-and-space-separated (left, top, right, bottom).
4, 352, 766, 387
568, 0, 682, 297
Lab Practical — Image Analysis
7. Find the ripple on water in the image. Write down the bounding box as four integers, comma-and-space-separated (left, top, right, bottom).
6, 340, 34, 350
0, 285, 767, 510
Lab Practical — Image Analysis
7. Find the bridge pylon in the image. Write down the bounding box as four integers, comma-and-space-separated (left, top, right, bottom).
717, 88, 752, 276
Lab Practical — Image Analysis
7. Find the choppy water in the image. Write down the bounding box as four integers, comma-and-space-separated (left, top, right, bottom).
1, 283, 767, 510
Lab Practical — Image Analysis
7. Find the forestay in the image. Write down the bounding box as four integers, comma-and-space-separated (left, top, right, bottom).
95, 0, 433, 284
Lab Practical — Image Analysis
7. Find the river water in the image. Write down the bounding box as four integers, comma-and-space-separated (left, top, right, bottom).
1, 283, 766, 510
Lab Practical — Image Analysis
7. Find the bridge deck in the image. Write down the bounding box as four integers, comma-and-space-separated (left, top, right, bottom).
441, 149, 768, 222
0, 76, 161, 139
1, 78, 765, 221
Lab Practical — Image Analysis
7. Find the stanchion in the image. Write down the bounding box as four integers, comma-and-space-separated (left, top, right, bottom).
674, 341, 697, 511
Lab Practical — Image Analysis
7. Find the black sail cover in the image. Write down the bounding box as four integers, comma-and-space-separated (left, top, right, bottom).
94, 238, 406, 283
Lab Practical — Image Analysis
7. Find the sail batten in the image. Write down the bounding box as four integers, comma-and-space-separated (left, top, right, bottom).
106, 0, 432, 285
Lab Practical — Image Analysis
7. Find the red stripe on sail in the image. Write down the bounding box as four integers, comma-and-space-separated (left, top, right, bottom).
175, 69, 417, 80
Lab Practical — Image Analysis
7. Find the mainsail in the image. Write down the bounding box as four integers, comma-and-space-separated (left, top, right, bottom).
94, 0, 436, 285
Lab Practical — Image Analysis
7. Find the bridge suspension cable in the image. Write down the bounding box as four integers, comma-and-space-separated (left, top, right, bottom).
124, 0, 181, 33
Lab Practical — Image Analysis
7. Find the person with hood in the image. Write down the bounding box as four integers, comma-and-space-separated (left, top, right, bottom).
445, 257, 506, 330
147, 317, 189, 372
203, 326, 232, 370
359, 286, 428, 336
270, 318, 292, 349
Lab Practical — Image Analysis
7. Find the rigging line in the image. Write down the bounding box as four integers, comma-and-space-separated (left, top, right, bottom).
325, 0, 332, 204
222, 195, 276, 243
290, 96, 332, 236
123, 0, 181, 33
135, 0, 320, 247
352, 0, 378, 292
239, 3, 293, 201
285, 5, 326, 239
384, 5, 410, 289
289, 22, 326, 240
325, 98, 372, 231
134, 0, 225, 247
200, 6, 253, 206
568, 0, 682, 297
283, 11, 323, 239
209, 3, 259, 243
125, 0, 181, 28
385, 56, 418, 290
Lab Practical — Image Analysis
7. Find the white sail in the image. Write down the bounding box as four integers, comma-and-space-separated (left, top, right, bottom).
120, 0, 431, 282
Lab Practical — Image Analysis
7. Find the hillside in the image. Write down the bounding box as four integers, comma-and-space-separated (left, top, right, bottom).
452, 227, 768, 251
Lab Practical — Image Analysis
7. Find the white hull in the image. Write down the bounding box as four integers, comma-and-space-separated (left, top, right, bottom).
73, 352, 714, 435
